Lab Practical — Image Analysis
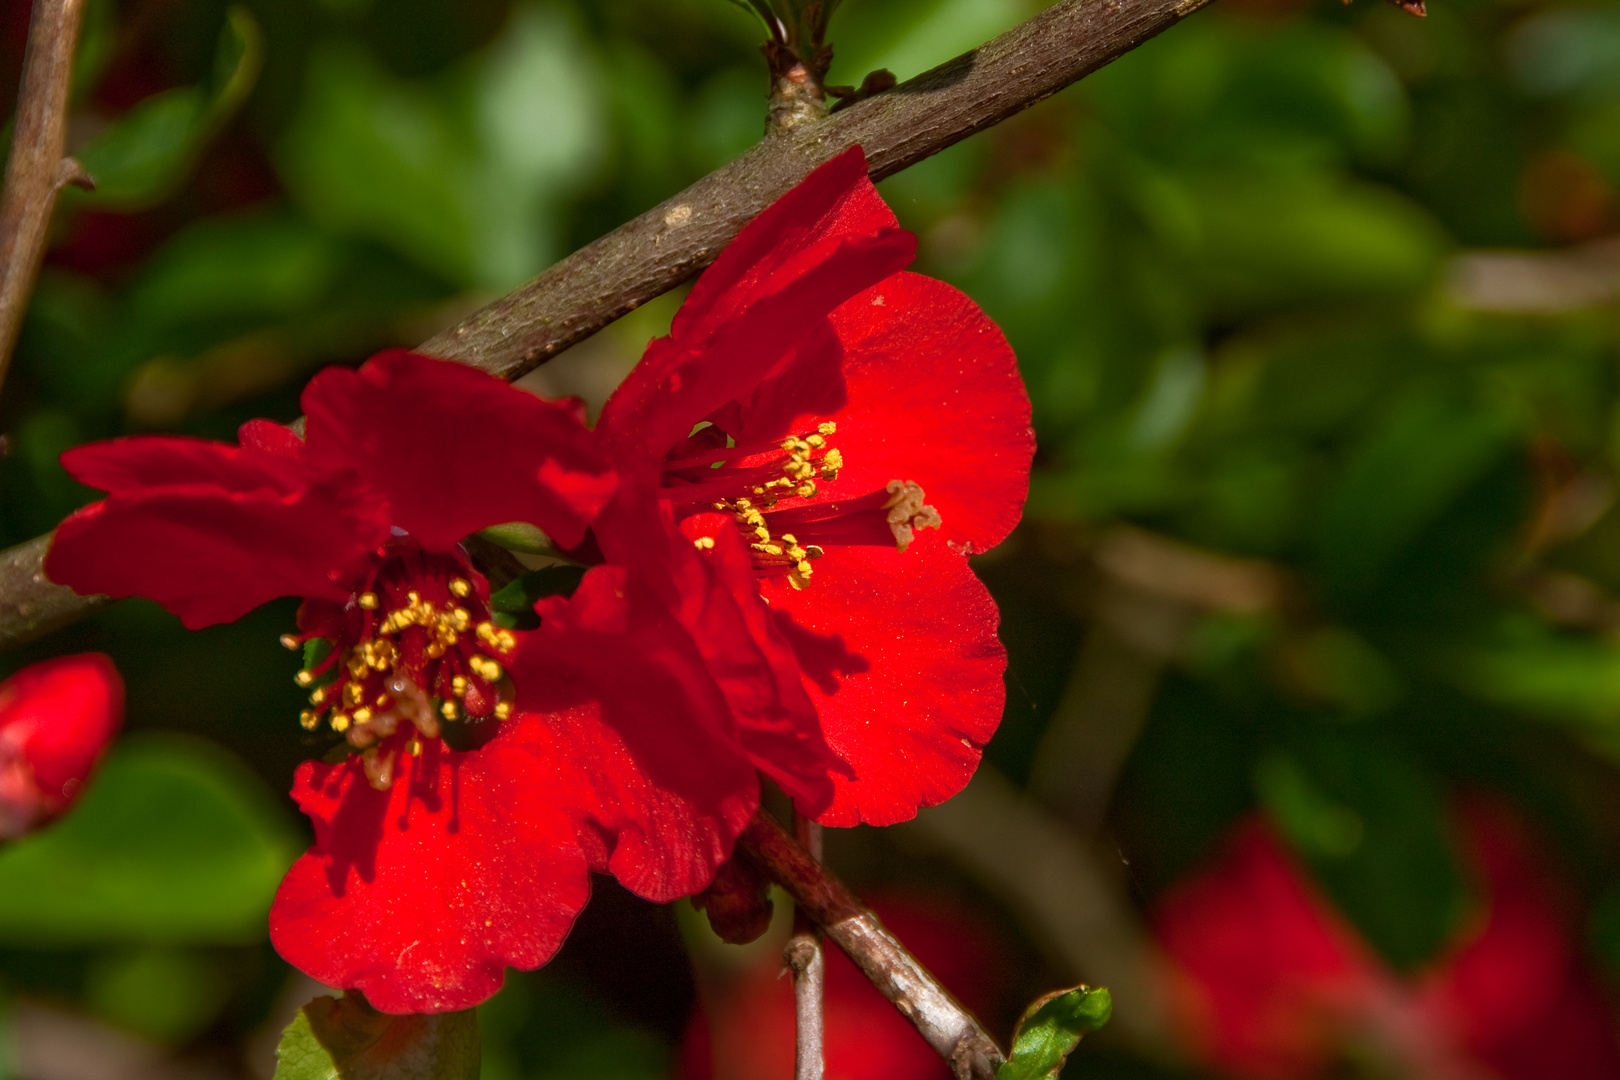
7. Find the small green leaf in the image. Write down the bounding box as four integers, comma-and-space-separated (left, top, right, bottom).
489, 567, 586, 630
0, 735, 301, 944
274, 994, 479, 1080
74, 6, 262, 208
477, 522, 555, 555
997, 986, 1112, 1080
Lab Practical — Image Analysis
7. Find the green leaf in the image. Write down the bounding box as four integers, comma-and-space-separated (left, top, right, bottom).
997, 986, 1112, 1080
274, 994, 479, 1080
477, 522, 555, 555
1259, 732, 1468, 969
0, 734, 301, 944
74, 6, 263, 208
489, 567, 587, 630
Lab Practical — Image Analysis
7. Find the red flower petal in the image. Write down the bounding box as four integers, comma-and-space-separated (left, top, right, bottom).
759, 535, 1006, 827
0, 654, 122, 839
269, 723, 590, 1014
674, 514, 842, 814
238, 418, 306, 460
738, 272, 1033, 554
513, 565, 761, 901
47, 444, 387, 628
302, 351, 615, 552
599, 148, 917, 460
1153, 820, 1381, 1080
60, 436, 312, 495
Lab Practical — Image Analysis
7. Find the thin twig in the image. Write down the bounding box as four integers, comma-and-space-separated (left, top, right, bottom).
740, 811, 1004, 1080
0, 0, 91, 393
785, 813, 825, 1080
0, 0, 1220, 652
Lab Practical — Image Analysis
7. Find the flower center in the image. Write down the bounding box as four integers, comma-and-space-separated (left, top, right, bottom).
283, 546, 516, 788
661, 420, 941, 588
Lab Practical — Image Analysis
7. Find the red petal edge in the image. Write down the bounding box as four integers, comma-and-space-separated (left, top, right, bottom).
302, 351, 616, 552
760, 536, 1007, 827
599, 147, 917, 461
269, 722, 590, 1014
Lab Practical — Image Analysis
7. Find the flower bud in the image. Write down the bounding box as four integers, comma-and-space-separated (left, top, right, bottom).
0, 654, 123, 840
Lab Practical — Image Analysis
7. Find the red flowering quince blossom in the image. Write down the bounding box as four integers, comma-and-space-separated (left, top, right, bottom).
0, 653, 123, 840
1155, 805, 1620, 1080
542, 147, 1033, 843
44, 350, 622, 1013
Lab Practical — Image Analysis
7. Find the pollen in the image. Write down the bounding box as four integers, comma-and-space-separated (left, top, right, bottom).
693, 536, 715, 550
284, 549, 520, 781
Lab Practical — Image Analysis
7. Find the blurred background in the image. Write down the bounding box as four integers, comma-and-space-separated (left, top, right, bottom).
3, 0, 1620, 1076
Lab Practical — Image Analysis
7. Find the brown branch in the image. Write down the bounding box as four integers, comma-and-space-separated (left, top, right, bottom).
740, 811, 1004, 1080
0, 0, 91, 392
786, 814, 825, 1080
415, 0, 1217, 381
0, 0, 1218, 652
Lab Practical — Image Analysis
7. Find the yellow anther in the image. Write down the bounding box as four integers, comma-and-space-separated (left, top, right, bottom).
822, 448, 843, 470
805, 545, 825, 559
425, 642, 446, 660
407, 591, 421, 606
693, 536, 716, 550
407, 738, 423, 756
451, 675, 469, 696
310, 686, 327, 705
494, 701, 512, 720
754, 526, 771, 541
343, 682, 364, 707
450, 578, 472, 598
352, 707, 373, 725
781, 534, 798, 544
441, 700, 460, 721
797, 482, 817, 499
331, 713, 351, 733
818, 421, 836, 435
806, 434, 825, 449
295, 670, 315, 687
299, 710, 319, 730
280, 634, 300, 650
375, 694, 392, 708
496, 631, 516, 652
359, 592, 379, 610
451, 608, 471, 631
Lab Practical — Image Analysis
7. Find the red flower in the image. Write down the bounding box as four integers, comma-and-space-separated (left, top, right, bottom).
0, 654, 123, 840
45, 350, 621, 1012
539, 148, 1032, 854
1155, 807, 1620, 1080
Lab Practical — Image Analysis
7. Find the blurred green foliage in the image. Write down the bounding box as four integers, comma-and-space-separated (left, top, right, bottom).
3, 0, 1620, 1075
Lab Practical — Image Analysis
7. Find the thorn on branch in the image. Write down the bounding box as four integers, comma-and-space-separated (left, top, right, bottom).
54, 157, 94, 193
828, 69, 897, 113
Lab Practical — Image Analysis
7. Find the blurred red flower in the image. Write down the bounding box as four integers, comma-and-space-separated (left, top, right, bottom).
1155, 804, 1620, 1080
46, 350, 621, 1013
0, 653, 122, 840
679, 894, 1010, 1080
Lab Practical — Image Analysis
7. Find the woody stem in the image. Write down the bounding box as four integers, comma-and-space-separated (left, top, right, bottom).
0, 0, 90, 397
739, 810, 1005, 1080
786, 812, 826, 1080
